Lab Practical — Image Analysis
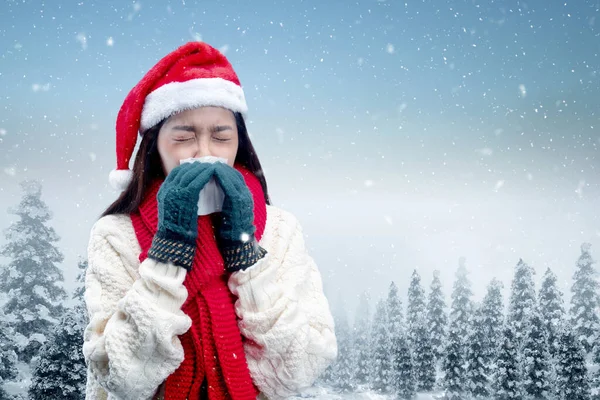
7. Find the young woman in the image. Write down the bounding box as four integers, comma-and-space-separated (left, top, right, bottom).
82, 42, 337, 400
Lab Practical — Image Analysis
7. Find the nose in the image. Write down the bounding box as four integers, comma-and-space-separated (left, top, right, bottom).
194, 136, 211, 158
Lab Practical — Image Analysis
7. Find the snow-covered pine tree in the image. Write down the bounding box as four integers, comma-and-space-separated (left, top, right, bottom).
391, 332, 415, 400
593, 335, 600, 399
507, 258, 536, 346
570, 242, 599, 353
492, 326, 520, 400
353, 291, 372, 386
539, 267, 565, 356
465, 305, 490, 398
442, 326, 465, 400
387, 282, 412, 398
481, 278, 504, 368
555, 324, 591, 400
386, 281, 403, 351
449, 257, 473, 357
28, 259, 88, 399
329, 299, 355, 392
406, 270, 435, 391
520, 309, 552, 400
427, 270, 447, 362
0, 310, 18, 397
412, 314, 436, 391
441, 257, 473, 399
371, 299, 392, 393
0, 180, 67, 363
407, 269, 426, 348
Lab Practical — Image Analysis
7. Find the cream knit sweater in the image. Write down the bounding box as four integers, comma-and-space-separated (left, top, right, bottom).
83, 205, 337, 400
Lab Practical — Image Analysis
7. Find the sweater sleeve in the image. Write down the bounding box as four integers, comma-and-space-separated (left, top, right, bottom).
82, 216, 192, 400
227, 210, 338, 400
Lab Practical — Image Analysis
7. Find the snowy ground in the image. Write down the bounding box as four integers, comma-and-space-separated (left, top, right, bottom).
290, 386, 444, 399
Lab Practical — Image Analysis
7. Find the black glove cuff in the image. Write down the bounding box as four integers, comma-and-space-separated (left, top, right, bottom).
147, 232, 196, 271
218, 237, 268, 273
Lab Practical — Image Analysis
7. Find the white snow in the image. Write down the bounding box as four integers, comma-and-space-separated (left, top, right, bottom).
289, 386, 444, 399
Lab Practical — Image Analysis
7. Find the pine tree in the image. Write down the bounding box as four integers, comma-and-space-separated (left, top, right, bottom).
329, 300, 355, 392
481, 279, 504, 367
371, 299, 392, 393
386, 281, 403, 349
492, 326, 520, 400
0, 180, 67, 363
520, 310, 552, 400
407, 269, 426, 347
412, 315, 436, 391
28, 259, 88, 399
507, 258, 536, 346
449, 257, 473, 358
353, 291, 372, 386
570, 243, 599, 353
391, 333, 415, 400
427, 270, 447, 362
555, 325, 591, 400
539, 267, 565, 356
386, 281, 403, 340
0, 310, 18, 391
442, 326, 465, 400
406, 270, 435, 391
387, 282, 413, 399
465, 305, 490, 398
592, 334, 600, 399
441, 257, 473, 399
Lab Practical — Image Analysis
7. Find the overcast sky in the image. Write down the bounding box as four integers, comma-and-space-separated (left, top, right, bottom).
1, 0, 598, 318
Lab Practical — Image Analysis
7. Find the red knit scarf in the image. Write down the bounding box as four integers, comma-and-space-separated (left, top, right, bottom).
130, 163, 266, 400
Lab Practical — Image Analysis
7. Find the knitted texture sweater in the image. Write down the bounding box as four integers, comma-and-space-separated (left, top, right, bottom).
82, 205, 337, 400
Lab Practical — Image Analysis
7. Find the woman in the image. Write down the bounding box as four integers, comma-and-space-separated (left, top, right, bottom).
82, 42, 337, 400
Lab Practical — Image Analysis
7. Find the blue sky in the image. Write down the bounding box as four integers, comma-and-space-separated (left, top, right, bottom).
1, 0, 599, 315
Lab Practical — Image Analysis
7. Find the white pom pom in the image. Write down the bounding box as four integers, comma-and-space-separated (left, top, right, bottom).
109, 169, 133, 191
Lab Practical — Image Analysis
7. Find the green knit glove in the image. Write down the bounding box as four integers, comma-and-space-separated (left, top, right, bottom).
212, 162, 267, 272
148, 162, 216, 270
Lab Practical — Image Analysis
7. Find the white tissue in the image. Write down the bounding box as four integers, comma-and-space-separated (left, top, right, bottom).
179, 156, 227, 216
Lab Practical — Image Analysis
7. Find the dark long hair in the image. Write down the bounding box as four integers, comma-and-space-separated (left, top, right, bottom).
102, 112, 271, 217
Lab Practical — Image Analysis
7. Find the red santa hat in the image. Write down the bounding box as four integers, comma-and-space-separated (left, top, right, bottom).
109, 41, 248, 190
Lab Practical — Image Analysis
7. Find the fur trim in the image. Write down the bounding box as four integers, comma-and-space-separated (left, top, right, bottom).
140, 77, 247, 132
109, 169, 133, 191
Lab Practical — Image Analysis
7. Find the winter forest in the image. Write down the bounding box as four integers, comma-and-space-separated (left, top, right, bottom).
2, 0, 599, 399
0, 180, 599, 400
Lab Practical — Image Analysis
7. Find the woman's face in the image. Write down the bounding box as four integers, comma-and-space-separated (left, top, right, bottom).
157, 106, 239, 175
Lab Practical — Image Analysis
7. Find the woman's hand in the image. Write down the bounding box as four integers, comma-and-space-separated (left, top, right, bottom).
212, 162, 255, 243
212, 162, 267, 272
148, 162, 216, 270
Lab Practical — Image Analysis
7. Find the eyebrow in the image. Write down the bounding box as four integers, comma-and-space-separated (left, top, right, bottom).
171, 124, 233, 133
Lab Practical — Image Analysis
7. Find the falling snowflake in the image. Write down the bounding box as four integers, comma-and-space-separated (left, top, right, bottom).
494, 180, 504, 191
575, 180, 585, 198
519, 84, 527, 97
32, 83, 51, 92
4, 166, 17, 176
76, 33, 87, 50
